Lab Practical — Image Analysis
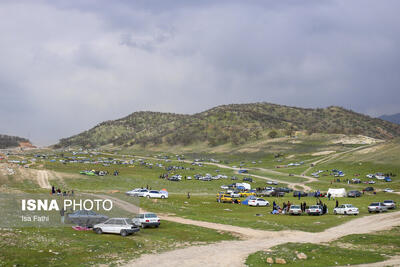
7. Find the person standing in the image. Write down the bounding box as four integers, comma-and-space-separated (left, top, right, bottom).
60, 208, 65, 224
187, 192, 190, 199
335, 199, 339, 208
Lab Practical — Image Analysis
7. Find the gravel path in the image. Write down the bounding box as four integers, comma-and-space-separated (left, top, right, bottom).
101, 195, 400, 267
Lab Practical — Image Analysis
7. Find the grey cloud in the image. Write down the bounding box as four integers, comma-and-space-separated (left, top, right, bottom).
0, 0, 399, 145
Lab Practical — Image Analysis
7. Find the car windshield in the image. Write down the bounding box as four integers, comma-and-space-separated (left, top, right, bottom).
258, 199, 265, 201
145, 213, 157, 218
310, 206, 320, 209
370, 203, 379, 206
291, 205, 300, 209
384, 200, 393, 203
150, 191, 159, 193
345, 204, 354, 207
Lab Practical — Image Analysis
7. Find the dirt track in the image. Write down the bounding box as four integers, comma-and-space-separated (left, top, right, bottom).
101, 195, 400, 267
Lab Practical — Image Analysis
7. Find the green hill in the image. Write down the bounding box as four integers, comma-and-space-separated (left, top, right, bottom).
0, 134, 30, 149
55, 103, 400, 149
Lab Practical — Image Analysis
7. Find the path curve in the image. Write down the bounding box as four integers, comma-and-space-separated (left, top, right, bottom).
125, 211, 400, 267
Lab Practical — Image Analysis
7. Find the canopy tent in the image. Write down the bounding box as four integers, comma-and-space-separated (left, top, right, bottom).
327, 188, 347, 197
235, 183, 251, 190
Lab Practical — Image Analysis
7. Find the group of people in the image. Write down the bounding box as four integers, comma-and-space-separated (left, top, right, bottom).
51, 185, 74, 197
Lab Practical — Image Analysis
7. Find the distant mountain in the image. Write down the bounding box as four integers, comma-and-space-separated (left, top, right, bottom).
55, 103, 400, 148
379, 113, 400, 125
0, 134, 31, 149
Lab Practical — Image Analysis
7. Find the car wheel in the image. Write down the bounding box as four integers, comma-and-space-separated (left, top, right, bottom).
334, 211, 337, 215
120, 230, 128, 237
161, 195, 165, 199
155, 225, 159, 228
95, 228, 102, 234
256, 203, 259, 207
369, 211, 372, 213
344, 211, 347, 215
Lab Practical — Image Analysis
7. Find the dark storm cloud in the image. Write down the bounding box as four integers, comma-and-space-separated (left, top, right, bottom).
0, 0, 399, 145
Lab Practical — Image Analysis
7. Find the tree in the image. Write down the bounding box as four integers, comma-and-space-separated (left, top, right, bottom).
268, 130, 278, 139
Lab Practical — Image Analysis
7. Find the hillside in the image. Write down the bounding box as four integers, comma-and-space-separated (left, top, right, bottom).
379, 113, 400, 124
0, 134, 30, 149
56, 103, 400, 149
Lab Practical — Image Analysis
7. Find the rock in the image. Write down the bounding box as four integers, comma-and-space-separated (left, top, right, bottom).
266, 257, 274, 264
297, 253, 307, 260
275, 258, 286, 264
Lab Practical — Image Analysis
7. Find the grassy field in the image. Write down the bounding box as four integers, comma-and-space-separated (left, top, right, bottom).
114, 192, 400, 232
245, 226, 400, 266
0, 221, 236, 266
41, 160, 277, 194
306, 160, 400, 191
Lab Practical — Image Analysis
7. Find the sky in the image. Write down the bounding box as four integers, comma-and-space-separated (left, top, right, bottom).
1, 0, 399, 146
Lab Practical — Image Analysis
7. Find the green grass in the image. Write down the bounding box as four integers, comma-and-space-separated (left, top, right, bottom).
40, 160, 275, 194
306, 160, 400, 191
245, 242, 385, 267
246, 226, 400, 266
114, 192, 400, 232
0, 221, 236, 266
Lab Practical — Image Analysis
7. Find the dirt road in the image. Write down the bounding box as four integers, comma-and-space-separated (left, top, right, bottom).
101, 195, 400, 267
126, 211, 400, 267
37, 170, 51, 189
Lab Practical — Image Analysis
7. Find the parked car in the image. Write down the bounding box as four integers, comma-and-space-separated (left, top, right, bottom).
240, 191, 256, 197
288, 205, 302, 215
132, 213, 161, 228
368, 202, 389, 213
67, 210, 108, 227
126, 188, 142, 196
306, 205, 323, 216
93, 218, 140, 236
256, 189, 274, 197
334, 204, 359, 215
217, 193, 239, 203
383, 188, 394, 193
271, 190, 285, 197
248, 198, 270, 207
293, 191, 307, 197
143, 190, 168, 199
243, 177, 253, 182
133, 189, 149, 197
220, 185, 229, 190
347, 190, 361, 198
364, 187, 374, 192
383, 200, 396, 209
384, 177, 392, 182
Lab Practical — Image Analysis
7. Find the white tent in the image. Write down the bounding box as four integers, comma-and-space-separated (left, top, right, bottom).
235, 183, 251, 190
327, 188, 347, 197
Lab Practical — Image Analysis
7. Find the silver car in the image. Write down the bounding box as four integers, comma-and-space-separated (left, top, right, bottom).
383, 200, 396, 209
368, 202, 388, 213
288, 205, 302, 215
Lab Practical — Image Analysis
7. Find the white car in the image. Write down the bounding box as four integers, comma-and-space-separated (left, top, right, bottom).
125, 188, 142, 196
187, 176, 192, 180
383, 200, 396, 209
220, 185, 229, 190
383, 188, 394, 193
248, 198, 270, 207
366, 174, 375, 179
376, 175, 385, 180
143, 190, 168, 199
132, 212, 161, 228
334, 204, 359, 215
368, 202, 388, 213
288, 205, 302, 215
134, 189, 149, 197
306, 205, 323, 215
93, 218, 140, 236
